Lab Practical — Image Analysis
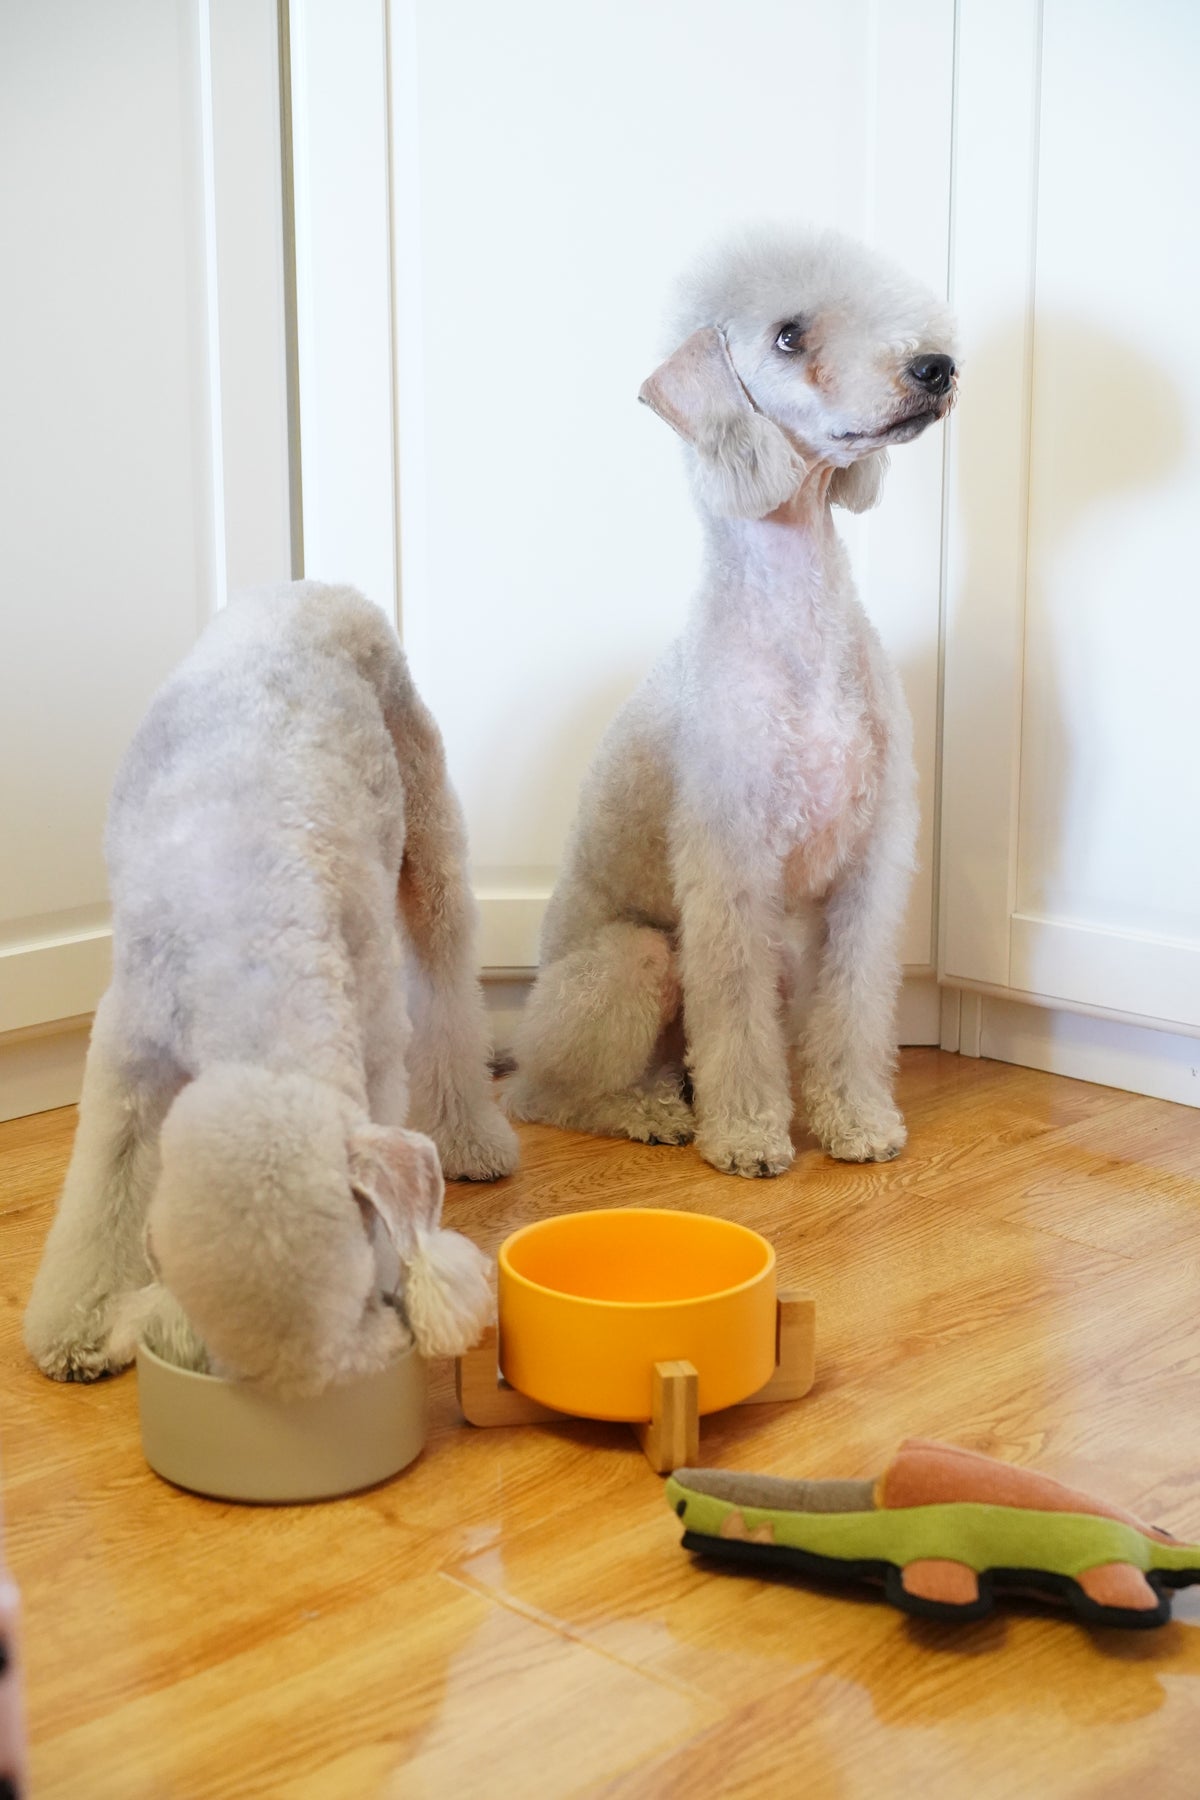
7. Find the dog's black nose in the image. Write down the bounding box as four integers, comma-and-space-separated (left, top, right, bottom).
907, 354, 956, 396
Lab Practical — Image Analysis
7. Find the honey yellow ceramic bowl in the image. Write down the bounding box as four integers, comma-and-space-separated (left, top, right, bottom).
498, 1208, 777, 1422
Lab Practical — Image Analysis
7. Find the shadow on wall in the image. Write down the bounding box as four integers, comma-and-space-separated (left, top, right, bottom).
1024, 315, 1184, 520
956, 313, 1186, 928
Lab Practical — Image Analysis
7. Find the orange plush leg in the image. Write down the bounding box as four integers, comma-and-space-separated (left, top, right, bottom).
1076, 1564, 1160, 1613
899, 1559, 981, 1607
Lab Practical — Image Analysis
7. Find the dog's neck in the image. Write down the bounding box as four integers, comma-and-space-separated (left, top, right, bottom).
695, 463, 845, 642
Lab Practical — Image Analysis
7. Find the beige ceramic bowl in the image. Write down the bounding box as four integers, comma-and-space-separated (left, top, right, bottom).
136, 1340, 426, 1503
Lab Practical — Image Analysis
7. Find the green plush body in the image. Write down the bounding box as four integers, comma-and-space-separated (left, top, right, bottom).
668, 1484, 1200, 1581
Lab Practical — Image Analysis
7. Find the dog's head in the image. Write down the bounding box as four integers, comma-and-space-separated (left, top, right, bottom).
147, 1067, 462, 1392
639, 227, 958, 518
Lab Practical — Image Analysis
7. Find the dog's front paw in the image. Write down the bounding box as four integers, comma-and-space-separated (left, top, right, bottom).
697, 1122, 794, 1180
436, 1105, 520, 1181
25, 1319, 123, 1383
819, 1108, 907, 1164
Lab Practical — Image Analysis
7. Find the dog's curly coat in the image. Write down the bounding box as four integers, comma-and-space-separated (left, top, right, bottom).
24, 584, 517, 1393
508, 229, 957, 1177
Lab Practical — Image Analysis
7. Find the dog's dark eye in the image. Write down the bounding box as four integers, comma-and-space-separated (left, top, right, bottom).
775, 322, 806, 355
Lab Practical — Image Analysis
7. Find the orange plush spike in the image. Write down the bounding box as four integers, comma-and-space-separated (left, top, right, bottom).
879, 1440, 1174, 1540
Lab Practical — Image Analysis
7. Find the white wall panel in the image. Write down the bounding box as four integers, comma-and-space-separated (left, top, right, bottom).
288, 0, 397, 614
1, 1, 216, 955
941, 0, 1200, 1059
0, 0, 291, 1064
210, 0, 295, 592
1018, 0, 1200, 945
938, 0, 1042, 990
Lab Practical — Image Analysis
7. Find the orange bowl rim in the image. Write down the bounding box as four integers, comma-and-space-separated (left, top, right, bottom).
498, 1206, 776, 1311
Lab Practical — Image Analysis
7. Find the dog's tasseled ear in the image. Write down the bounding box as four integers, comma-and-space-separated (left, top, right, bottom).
348, 1121, 493, 1359
639, 326, 805, 519
829, 449, 890, 513
348, 1123, 445, 1262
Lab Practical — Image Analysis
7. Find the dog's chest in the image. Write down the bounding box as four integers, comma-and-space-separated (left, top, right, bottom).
775, 667, 885, 902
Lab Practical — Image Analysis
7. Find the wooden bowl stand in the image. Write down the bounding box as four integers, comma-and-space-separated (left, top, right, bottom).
455, 1290, 815, 1474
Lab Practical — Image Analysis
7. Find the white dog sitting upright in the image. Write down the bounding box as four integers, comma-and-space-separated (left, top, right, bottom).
509, 229, 956, 1178
25, 583, 517, 1393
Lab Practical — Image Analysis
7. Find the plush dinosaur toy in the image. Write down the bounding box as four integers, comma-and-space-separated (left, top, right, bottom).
666, 1439, 1200, 1629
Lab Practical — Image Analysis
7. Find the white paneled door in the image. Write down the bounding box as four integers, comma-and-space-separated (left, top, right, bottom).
0, 0, 292, 1112
941, 0, 1200, 1054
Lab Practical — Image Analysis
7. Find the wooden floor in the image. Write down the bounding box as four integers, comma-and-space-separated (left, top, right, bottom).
3, 1051, 1200, 1799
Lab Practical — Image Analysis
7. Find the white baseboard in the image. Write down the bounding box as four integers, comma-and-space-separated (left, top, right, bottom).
941, 987, 1200, 1109
896, 974, 942, 1047
483, 970, 945, 1057
0, 924, 112, 1035
26, 980, 1191, 1123
480, 977, 535, 1058
0, 973, 945, 1123
0, 1018, 92, 1124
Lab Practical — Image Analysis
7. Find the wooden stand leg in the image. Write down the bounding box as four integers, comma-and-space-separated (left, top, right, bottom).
738, 1291, 817, 1405
454, 1326, 564, 1427
632, 1361, 700, 1474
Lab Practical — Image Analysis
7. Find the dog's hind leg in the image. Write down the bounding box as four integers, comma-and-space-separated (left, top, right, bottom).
362, 971, 413, 1130
507, 923, 693, 1144
23, 994, 167, 1379
388, 692, 518, 1181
